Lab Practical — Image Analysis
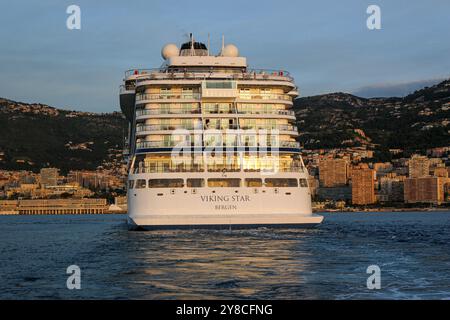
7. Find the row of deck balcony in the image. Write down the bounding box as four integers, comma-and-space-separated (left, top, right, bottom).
135, 124, 298, 133
135, 107, 295, 117
125, 68, 295, 82
132, 163, 305, 174
135, 140, 300, 149
134, 93, 292, 102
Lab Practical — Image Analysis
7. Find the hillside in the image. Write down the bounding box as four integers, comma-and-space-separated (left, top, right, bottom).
294, 79, 450, 158
0, 98, 127, 173
1, 79, 449, 171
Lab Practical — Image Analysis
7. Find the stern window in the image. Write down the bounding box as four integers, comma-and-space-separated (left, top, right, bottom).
208, 178, 241, 188
245, 178, 263, 187
265, 178, 298, 187
135, 179, 147, 189
299, 178, 308, 188
187, 179, 205, 188
149, 179, 184, 188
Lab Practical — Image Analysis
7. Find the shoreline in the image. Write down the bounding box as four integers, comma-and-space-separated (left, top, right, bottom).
315, 208, 450, 213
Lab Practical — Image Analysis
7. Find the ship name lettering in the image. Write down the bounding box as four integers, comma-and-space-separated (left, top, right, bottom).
200, 195, 250, 202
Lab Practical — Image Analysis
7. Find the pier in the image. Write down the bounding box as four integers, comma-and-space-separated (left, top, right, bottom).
0, 199, 111, 215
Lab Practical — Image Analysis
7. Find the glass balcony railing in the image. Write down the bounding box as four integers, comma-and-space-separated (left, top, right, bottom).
202, 107, 235, 114
125, 68, 294, 82
134, 163, 204, 174
136, 124, 203, 132
136, 141, 189, 148
279, 141, 301, 148
239, 124, 298, 132
136, 108, 201, 116
237, 109, 295, 116
203, 124, 239, 130
238, 94, 292, 101
136, 140, 300, 149
136, 93, 201, 101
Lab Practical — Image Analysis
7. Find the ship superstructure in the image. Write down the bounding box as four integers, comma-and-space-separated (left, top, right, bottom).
120, 35, 323, 229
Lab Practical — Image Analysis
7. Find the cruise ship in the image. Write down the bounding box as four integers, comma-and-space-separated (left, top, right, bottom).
120, 35, 323, 230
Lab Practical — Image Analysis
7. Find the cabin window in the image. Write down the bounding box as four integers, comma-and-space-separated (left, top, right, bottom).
245, 178, 263, 187
205, 81, 234, 89
135, 179, 147, 189
187, 178, 205, 188
207, 178, 241, 188
128, 180, 134, 189
265, 178, 298, 187
299, 178, 308, 188
148, 179, 184, 188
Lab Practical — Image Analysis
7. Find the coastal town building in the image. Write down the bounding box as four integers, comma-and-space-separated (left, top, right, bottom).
433, 167, 449, 178
17, 199, 108, 215
408, 155, 430, 178
40, 168, 59, 187
318, 158, 349, 187
378, 173, 405, 203
351, 164, 376, 205
404, 177, 447, 205
0, 198, 110, 215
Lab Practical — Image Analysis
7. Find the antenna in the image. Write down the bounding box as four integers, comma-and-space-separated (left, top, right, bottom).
190, 33, 194, 56
221, 35, 225, 55
207, 33, 210, 56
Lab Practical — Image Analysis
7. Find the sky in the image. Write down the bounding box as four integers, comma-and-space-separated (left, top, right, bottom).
0, 0, 449, 113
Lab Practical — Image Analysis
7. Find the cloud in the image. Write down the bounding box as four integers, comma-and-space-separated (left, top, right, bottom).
352, 78, 447, 98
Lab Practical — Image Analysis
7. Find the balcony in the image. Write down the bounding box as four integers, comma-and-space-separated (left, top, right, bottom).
133, 163, 204, 174
136, 107, 201, 117
237, 108, 295, 116
239, 124, 298, 133
136, 124, 203, 132
126, 68, 294, 83
238, 93, 292, 102
202, 106, 235, 114
136, 141, 188, 149
135, 93, 201, 102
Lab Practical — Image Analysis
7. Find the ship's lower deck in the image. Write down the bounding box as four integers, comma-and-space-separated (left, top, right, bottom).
127, 171, 323, 230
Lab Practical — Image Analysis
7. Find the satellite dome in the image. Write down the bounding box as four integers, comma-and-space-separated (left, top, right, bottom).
221, 44, 239, 57
161, 44, 180, 60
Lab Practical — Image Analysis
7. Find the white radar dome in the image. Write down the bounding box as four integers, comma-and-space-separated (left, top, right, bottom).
221, 44, 239, 57
161, 44, 180, 60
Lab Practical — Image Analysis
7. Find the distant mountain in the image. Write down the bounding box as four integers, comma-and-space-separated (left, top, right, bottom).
0, 98, 127, 173
294, 79, 450, 159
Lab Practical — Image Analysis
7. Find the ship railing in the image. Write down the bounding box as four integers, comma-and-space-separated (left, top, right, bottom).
133, 165, 204, 174
136, 141, 185, 148
136, 108, 201, 116
279, 141, 301, 148
203, 124, 240, 130
239, 125, 298, 132
237, 93, 292, 101
132, 165, 304, 174
237, 109, 295, 116
119, 84, 135, 93
135, 93, 201, 101
202, 107, 235, 114
125, 68, 166, 78
136, 141, 300, 149
126, 68, 294, 82
136, 124, 203, 132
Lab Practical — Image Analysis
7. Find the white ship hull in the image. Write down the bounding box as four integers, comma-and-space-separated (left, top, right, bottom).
127, 172, 323, 230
